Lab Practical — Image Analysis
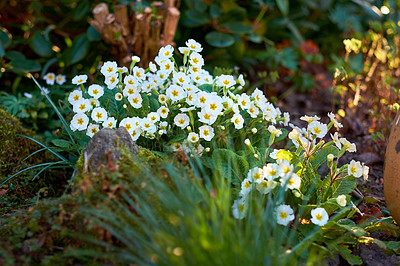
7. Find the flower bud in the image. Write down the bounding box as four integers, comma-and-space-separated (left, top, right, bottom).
220, 126, 225, 130
327, 153, 334, 168
186, 126, 192, 131
245, 139, 251, 146
123, 104, 127, 109
252, 128, 258, 134
132, 55, 141, 62
294, 191, 301, 198
254, 153, 259, 159
205, 147, 210, 152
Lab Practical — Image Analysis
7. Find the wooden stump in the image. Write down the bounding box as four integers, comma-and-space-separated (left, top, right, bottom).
89, 1, 180, 68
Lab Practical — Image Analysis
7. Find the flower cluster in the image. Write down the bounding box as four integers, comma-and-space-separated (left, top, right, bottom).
66, 39, 289, 155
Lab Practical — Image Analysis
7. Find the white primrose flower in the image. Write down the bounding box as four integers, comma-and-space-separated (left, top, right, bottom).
102, 117, 117, 128
311, 207, 329, 226
158, 94, 167, 104
142, 118, 157, 134
248, 167, 264, 184
262, 163, 280, 180
262, 103, 278, 123
70, 113, 89, 131
247, 103, 260, 118
281, 112, 290, 126
268, 125, 282, 136
86, 124, 100, 138
68, 90, 83, 105
124, 75, 138, 88
199, 125, 215, 141
278, 160, 294, 180
336, 195, 347, 207
41, 87, 50, 95
24, 92, 32, 98
362, 164, 369, 180
348, 160, 363, 178
141, 80, 154, 93
173, 71, 190, 85
166, 85, 187, 102
188, 132, 199, 143
132, 66, 146, 81
101, 61, 118, 77
73, 99, 91, 113
189, 52, 204, 67
231, 113, 244, 129
157, 106, 169, 119
128, 93, 143, 109
188, 65, 201, 75
256, 179, 277, 195
55, 74, 66, 85
251, 88, 267, 106
186, 39, 203, 52
328, 112, 343, 129
178, 46, 190, 55
149, 61, 157, 72
198, 109, 217, 125
238, 93, 251, 110
174, 113, 190, 129
331, 132, 341, 150
105, 73, 119, 89
72, 74, 88, 85
120, 117, 135, 133
115, 92, 123, 101
157, 70, 170, 81
88, 84, 104, 99
285, 173, 301, 190
123, 86, 138, 97
204, 95, 223, 116
340, 138, 357, 152
240, 178, 253, 197
159, 121, 169, 135
117, 66, 128, 74
308, 121, 328, 138
130, 127, 142, 141
158, 45, 174, 59
132, 55, 141, 63
88, 98, 99, 109
269, 149, 280, 160
232, 198, 247, 220
43, 72, 56, 85
171, 142, 182, 151
276, 205, 295, 226
91, 107, 108, 122
238, 74, 245, 86
300, 115, 320, 123
216, 74, 235, 88
147, 112, 160, 123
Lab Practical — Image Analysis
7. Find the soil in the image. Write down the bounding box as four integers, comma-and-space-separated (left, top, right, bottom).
268, 65, 400, 265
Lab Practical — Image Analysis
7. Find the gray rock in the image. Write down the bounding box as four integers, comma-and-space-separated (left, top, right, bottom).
82, 127, 139, 173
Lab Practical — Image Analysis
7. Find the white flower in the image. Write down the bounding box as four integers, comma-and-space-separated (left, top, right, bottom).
311, 207, 329, 226
157, 106, 169, 119
204, 96, 223, 116
142, 118, 157, 134
149, 61, 157, 72
124, 75, 138, 88
348, 160, 363, 177
240, 178, 253, 197
130, 128, 142, 141
115, 92, 123, 101
189, 52, 204, 67
24, 92, 32, 98
73, 99, 91, 113
247, 103, 259, 118
105, 73, 119, 89
147, 112, 160, 123
328, 112, 343, 128
188, 132, 199, 143
159, 121, 169, 134
55, 74, 66, 85
308, 121, 328, 138
276, 205, 295, 226
120, 117, 135, 133
41, 87, 50, 95
173, 72, 190, 85
281, 112, 290, 126
238, 93, 251, 110
199, 125, 214, 141
256, 179, 277, 194
331, 132, 341, 150
340, 138, 357, 152
238, 74, 245, 86
300, 115, 320, 123
158, 94, 167, 104
278, 160, 293, 180
178, 46, 190, 55
198, 109, 217, 125
166, 85, 187, 102
158, 45, 174, 59
174, 113, 190, 129
232, 198, 246, 220
117, 66, 128, 74
70, 113, 89, 131
336, 195, 347, 207
141, 81, 154, 93
88, 98, 99, 109
101, 61, 118, 77
72, 74, 88, 85
251, 88, 267, 106
88, 84, 104, 99
91, 107, 108, 122
262, 163, 279, 180
288, 128, 301, 141
186, 39, 203, 52
231, 113, 244, 129
123, 86, 138, 97
285, 173, 301, 190
43, 72, 56, 85
216, 74, 235, 88
362, 164, 369, 180
68, 90, 83, 105
171, 142, 182, 151
132, 66, 146, 81
86, 124, 100, 138
102, 117, 117, 128
132, 55, 141, 62
248, 167, 263, 183
128, 93, 143, 109
262, 103, 278, 123
268, 125, 282, 136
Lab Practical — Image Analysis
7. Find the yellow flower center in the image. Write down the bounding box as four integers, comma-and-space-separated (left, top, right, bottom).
178, 119, 185, 124
77, 118, 84, 125
279, 212, 288, 219
77, 79, 83, 83
210, 103, 217, 110
96, 113, 102, 119
200, 96, 206, 104
192, 57, 199, 64
172, 90, 179, 97
125, 124, 132, 130
223, 80, 230, 86
73, 95, 79, 101
190, 44, 196, 49
107, 67, 113, 73
203, 113, 211, 120
91, 128, 97, 134
178, 77, 185, 83
314, 127, 322, 134
164, 51, 170, 57
253, 172, 261, 180
244, 181, 251, 189
108, 122, 113, 127
79, 104, 86, 110
110, 77, 115, 83
235, 118, 240, 125
165, 64, 170, 70
93, 89, 98, 95
133, 98, 139, 104
238, 204, 245, 213
316, 213, 322, 221
191, 136, 197, 142
283, 167, 291, 174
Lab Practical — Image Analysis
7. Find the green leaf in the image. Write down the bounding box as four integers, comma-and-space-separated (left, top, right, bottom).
73, 1, 90, 20
5, 51, 26, 61
0, 42, 4, 58
183, 10, 210, 27
30, 31, 53, 57
52, 139, 72, 149
276, 0, 289, 16
334, 245, 362, 265
0, 28, 11, 48
63, 34, 90, 66
309, 145, 339, 169
224, 22, 253, 34
331, 177, 356, 198
205, 32, 235, 48
279, 47, 298, 71
8, 59, 41, 74
41, 57, 58, 77
212, 148, 249, 183
198, 84, 212, 92
87, 26, 101, 41
336, 219, 366, 237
